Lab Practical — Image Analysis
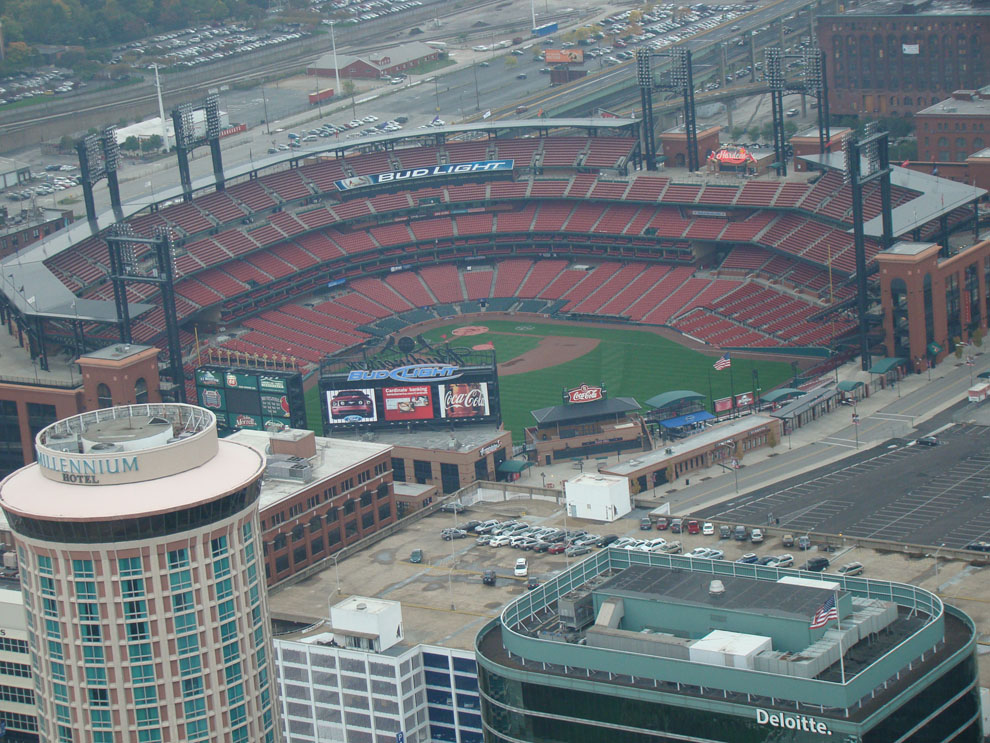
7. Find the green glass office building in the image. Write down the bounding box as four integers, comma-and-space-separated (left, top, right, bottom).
476, 551, 980, 743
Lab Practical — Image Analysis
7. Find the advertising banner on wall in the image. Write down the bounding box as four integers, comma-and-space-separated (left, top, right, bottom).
439, 382, 491, 419
327, 388, 379, 424
714, 396, 733, 413
334, 160, 514, 191
382, 386, 435, 421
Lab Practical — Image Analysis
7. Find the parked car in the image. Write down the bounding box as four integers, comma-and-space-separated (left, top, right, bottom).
441, 529, 468, 541
837, 562, 864, 576
482, 569, 496, 585
613, 537, 638, 549
514, 558, 528, 577
489, 535, 512, 547
688, 547, 714, 558
751, 528, 765, 544
965, 541, 990, 552
409, 549, 423, 563
719, 525, 732, 539
733, 525, 748, 541
659, 541, 683, 554
655, 517, 669, 531
440, 501, 466, 513
475, 534, 493, 546
527, 577, 540, 590
702, 522, 715, 536
802, 556, 830, 572
781, 534, 795, 548
707, 549, 725, 560
475, 520, 500, 533
640, 517, 654, 530
756, 556, 778, 566
797, 535, 812, 551
686, 520, 700, 535
462, 520, 482, 532
670, 518, 683, 534
565, 544, 592, 557
597, 535, 620, 547
547, 542, 568, 554
736, 553, 759, 564
773, 554, 794, 567
916, 436, 940, 447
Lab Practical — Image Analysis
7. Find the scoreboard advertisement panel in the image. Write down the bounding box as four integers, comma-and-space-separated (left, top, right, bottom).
319, 348, 500, 431
195, 365, 307, 433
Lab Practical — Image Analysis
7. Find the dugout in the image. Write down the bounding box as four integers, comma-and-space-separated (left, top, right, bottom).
525, 396, 651, 466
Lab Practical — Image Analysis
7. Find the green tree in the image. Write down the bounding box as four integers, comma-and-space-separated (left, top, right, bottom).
731, 126, 746, 141
784, 120, 799, 135
121, 136, 140, 151
504, 54, 517, 68
140, 134, 162, 152
974, 327, 984, 347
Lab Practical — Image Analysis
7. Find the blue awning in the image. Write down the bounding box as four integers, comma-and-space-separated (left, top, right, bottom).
659, 411, 715, 429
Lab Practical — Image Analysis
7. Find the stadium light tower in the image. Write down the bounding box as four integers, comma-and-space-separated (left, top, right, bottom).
171, 91, 226, 201
636, 46, 698, 171
844, 123, 894, 372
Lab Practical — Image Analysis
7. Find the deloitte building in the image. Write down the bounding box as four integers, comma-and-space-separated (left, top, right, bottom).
475, 551, 980, 743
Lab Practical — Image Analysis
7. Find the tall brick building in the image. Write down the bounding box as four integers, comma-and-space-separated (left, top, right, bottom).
817, 0, 990, 118
915, 87, 990, 161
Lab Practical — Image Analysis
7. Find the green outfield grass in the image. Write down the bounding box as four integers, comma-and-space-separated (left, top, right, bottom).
304, 320, 796, 441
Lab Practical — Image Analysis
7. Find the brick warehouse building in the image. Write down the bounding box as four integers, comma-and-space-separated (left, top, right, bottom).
916, 87, 990, 162
817, 0, 990, 118
307, 42, 438, 80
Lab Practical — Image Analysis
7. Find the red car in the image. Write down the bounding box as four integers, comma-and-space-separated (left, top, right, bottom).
330, 390, 374, 419
686, 520, 700, 535
548, 542, 568, 554
655, 517, 669, 531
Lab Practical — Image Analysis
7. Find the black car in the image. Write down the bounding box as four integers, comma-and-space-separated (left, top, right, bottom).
527, 577, 540, 590
802, 556, 830, 572
462, 520, 482, 532
482, 569, 496, 586
516, 72, 528, 79
916, 436, 940, 447
440, 501, 466, 513
596, 534, 619, 548
965, 541, 990, 552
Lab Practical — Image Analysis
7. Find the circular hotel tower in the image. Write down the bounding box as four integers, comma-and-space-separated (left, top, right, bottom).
0, 404, 280, 743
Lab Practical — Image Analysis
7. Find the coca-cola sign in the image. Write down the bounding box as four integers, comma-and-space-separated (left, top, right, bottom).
566, 384, 604, 404
439, 383, 490, 419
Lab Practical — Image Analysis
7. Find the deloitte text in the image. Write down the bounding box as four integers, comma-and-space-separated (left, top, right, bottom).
756, 709, 831, 735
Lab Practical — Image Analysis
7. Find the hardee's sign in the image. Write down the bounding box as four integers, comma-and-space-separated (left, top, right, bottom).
566, 384, 604, 404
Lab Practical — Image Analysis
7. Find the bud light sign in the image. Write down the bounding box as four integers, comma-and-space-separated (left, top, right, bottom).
566, 384, 604, 404
347, 364, 461, 383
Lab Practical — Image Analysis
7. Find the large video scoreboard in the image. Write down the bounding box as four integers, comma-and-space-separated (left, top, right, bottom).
194, 365, 307, 433
319, 346, 500, 431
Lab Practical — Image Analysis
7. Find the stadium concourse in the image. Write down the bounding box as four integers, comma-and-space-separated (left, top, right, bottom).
1, 120, 983, 403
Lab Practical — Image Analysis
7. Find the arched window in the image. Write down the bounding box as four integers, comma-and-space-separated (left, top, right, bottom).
956, 137, 967, 149
974, 138, 984, 150
134, 378, 148, 404
938, 136, 948, 147
96, 383, 112, 409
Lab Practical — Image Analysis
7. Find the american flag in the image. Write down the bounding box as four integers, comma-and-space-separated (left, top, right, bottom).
810, 595, 839, 629
713, 353, 731, 371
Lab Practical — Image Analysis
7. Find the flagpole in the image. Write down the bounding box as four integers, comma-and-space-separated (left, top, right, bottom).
708, 368, 715, 415
728, 358, 736, 417
835, 589, 845, 685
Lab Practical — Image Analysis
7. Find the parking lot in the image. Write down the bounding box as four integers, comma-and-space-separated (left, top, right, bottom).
696, 423, 990, 550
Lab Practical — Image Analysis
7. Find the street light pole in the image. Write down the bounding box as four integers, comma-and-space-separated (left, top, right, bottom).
329, 20, 342, 104
331, 551, 342, 594
934, 543, 945, 578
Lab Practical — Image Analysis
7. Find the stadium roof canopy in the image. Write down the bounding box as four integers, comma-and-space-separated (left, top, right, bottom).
644, 390, 704, 409
798, 152, 986, 239
0, 118, 636, 321
530, 396, 641, 425
761, 387, 805, 404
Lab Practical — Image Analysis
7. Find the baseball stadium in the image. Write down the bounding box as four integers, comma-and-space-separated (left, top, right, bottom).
1, 117, 986, 449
